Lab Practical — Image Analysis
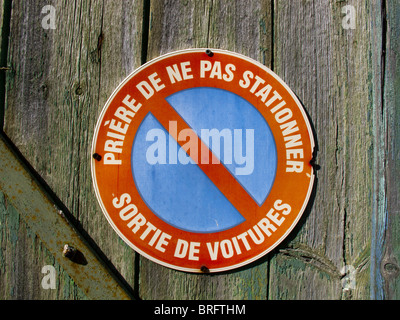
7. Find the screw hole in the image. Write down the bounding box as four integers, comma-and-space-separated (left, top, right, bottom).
310, 158, 320, 171
200, 265, 210, 273
93, 153, 102, 161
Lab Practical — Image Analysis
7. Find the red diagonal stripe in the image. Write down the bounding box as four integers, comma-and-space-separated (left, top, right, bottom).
148, 98, 260, 221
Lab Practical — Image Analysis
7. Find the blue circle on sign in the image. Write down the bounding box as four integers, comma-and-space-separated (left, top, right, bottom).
131, 87, 277, 233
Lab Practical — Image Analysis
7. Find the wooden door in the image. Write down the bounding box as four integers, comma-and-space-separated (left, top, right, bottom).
0, 0, 399, 300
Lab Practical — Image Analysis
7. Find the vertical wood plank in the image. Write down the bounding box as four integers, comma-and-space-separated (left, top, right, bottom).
146, 0, 209, 59
207, 0, 272, 64
378, 0, 400, 299
0, 0, 11, 130
270, 0, 374, 299
139, 0, 272, 300
369, 0, 386, 300
3, 0, 144, 297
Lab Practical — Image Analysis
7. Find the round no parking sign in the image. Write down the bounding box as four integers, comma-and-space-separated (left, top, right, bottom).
91, 49, 315, 273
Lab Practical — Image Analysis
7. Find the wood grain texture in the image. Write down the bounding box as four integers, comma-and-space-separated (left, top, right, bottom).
1, 0, 399, 300
375, 0, 400, 300
369, 0, 386, 300
271, 0, 374, 299
3, 0, 145, 298
0, 0, 11, 130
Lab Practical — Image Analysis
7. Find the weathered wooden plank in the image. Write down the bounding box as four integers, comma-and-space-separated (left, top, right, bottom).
375, 0, 400, 299
0, 0, 11, 130
270, 0, 374, 299
0, 135, 132, 299
369, 0, 386, 300
146, 0, 209, 59
207, 0, 272, 65
3, 0, 144, 297
139, 0, 273, 300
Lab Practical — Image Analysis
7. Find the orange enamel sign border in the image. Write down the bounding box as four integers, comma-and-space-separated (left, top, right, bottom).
91, 49, 315, 273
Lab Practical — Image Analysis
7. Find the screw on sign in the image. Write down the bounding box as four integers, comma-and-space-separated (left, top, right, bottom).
91, 49, 316, 273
